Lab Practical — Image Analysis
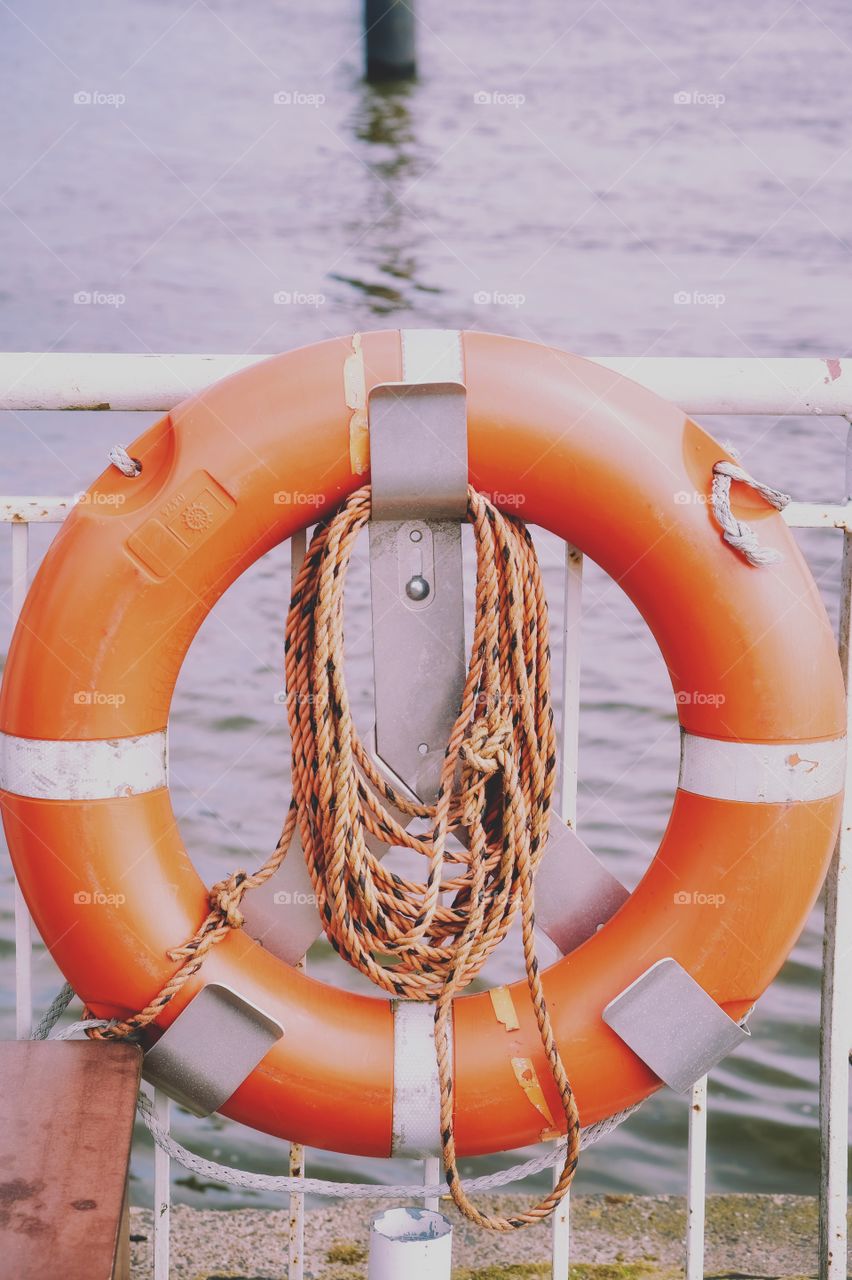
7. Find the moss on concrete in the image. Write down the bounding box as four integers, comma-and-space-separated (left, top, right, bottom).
451, 1265, 551, 1280
325, 1240, 368, 1264
451, 1265, 680, 1280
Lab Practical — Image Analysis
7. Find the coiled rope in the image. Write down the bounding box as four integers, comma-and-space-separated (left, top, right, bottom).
86, 484, 579, 1230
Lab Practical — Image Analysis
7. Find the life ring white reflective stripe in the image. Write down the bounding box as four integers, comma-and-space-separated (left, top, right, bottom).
0, 730, 167, 800
392, 1000, 451, 1158
679, 732, 846, 804
401, 328, 464, 384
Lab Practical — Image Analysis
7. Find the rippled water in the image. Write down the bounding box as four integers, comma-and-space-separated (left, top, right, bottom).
1, 0, 851, 1209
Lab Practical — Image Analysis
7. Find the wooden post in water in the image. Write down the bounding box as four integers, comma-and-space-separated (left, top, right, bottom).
364, 0, 416, 81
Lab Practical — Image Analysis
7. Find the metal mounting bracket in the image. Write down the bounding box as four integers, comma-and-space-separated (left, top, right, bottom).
141, 982, 284, 1116
242, 806, 632, 964
534, 813, 630, 954
240, 767, 412, 965
602, 957, 750, 1093
368, 380, 468, 803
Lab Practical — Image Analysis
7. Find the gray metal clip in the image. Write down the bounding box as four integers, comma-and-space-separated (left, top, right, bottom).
368, 380, 468, 803
142, 982, 283, 1116
602, 957, 750, 1093
533, 813, 630, 954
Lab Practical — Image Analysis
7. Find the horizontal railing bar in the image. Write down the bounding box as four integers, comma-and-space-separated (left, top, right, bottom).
598, 357, 851, 417
0, 353, 259, 412
0, 353, 850, 416
4, 496, 849, 527
2, 498, 851, 531
2, 497, 78, 523
784, 502, 852, 531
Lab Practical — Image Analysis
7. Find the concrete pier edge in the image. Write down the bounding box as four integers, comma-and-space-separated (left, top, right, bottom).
129, 1193, 849, 1279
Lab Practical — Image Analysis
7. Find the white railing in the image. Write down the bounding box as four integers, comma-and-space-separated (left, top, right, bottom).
1, 353, 849, 1280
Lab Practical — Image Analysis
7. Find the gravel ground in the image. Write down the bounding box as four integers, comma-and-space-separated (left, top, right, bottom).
129, 1193, 838, 1278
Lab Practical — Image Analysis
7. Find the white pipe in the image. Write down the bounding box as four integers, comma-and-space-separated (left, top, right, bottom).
594, 356, 852, 416
12, 879, 31, 1041
368, 1208, 452, 1280
551, 1179, 570, 1279
784, 501, 852, 532
0, 352, 260, 412
0, 352, 851, 416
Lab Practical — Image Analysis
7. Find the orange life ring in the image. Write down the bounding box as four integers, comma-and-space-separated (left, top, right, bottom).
0, 330, 845, 1158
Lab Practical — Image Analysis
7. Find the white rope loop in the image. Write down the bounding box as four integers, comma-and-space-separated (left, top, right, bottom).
108, 443, 143, 477
711, 459, 790, 567
31, 980, 75, 1039
31, 986, 637, 1198
135, 1091, 635, 1198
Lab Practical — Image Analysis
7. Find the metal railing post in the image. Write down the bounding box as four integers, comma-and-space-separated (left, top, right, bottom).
819, 507, 852, 1280
552, 542, 583, 1278
152, 1088, 171, 1280
288, 1138, 305, 1279
686, 1075, 708, 1280
288, 528, 308, 1280
423, 1156, 440, 1213
10, 520, 32, 1041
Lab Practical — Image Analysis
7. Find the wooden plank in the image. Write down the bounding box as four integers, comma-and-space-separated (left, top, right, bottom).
0, 1041, 141, 1279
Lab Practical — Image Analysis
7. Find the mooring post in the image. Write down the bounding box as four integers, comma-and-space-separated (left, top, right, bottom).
364, 0, 416, 81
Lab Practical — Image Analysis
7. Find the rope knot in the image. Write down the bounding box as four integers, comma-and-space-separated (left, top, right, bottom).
209, 870, 248, 930
460, 710, 513, 775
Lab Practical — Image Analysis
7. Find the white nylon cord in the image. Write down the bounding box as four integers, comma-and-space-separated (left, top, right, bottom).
134, 1091, 638, 1199
32, 986, 637, 1198
108, 443, 142, 477
31, 980, 75, 1039
711, 459, 790, 566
